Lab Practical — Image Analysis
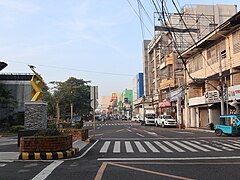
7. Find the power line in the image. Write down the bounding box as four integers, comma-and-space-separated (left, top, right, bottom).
126, 0, 154, 38
171, 0, 218, 75
5, 60, 135, 77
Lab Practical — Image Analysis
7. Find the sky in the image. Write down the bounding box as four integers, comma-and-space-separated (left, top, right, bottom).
0, 0, 240, 97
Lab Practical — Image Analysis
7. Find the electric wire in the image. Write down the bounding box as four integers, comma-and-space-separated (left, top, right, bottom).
5, 60, 134, 77
171, 0, 218, 75
127, 0, 154, 38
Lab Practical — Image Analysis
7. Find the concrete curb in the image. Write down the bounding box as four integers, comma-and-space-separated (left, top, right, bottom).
18, 147, 79, 160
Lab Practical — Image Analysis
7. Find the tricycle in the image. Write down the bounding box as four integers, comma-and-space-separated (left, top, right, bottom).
215, 114, 240, 136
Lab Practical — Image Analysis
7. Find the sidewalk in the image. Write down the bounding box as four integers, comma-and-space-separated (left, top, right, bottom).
185, 127, 214, 133
0, 137, 89, 161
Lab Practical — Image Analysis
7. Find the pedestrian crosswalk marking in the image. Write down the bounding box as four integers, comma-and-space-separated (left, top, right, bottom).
182, 141, 210, 152
125, 141, 134, 153
213, 141, 239, 150
113, 141, 120, 153
144, 141, 159, 152
191, 141, 222, 152
172, 141, 198, 152
99, 140, 240, 154
100, 141, 110, 153
163, 141, 185, 152
134, 141, 147, 153
153, 141, 173, 152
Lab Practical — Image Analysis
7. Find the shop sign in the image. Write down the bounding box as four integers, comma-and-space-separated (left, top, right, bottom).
228, 85, 240, 100
205, 90, 220, 103
159, 100, 171, 107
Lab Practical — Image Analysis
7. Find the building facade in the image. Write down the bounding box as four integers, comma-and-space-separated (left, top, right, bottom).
180, 11, 240, 128
143, 4, 237, 122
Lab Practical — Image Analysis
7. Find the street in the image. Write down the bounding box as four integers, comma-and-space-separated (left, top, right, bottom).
1, 120, 240, 179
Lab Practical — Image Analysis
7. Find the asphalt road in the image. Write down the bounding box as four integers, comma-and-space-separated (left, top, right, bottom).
1, 120, 240, 180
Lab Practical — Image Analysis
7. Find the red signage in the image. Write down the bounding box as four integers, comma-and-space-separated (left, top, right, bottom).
159, 100, 171, 108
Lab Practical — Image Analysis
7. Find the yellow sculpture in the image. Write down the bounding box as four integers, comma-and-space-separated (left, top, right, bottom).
28, 65, 44, 101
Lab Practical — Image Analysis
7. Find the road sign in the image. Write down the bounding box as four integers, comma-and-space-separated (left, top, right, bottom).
90, 86, 98, 100
90, 100, 98, 109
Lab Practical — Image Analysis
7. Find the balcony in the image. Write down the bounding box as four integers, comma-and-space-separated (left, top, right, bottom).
165, 53, 174, 66
160, 79, 174, 90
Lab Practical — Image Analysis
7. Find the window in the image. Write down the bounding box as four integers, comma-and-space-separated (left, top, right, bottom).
233, 29, 240, 54
189, 55, 203, 73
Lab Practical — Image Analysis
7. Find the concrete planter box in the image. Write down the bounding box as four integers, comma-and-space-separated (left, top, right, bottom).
60, 129, 89, 141
20, 134, 72, 152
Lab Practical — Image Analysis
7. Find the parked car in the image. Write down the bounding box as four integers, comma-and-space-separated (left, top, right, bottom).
131, 116, 138, 122
155, 114, 177, 128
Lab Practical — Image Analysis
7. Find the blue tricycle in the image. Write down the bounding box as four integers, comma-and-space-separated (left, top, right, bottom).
215, 114, 240, 136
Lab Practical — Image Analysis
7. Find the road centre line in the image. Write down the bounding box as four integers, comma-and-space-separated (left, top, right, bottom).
97, 156, 240, 161
136, 133, 145, 137
116, 129, 124, 132
127, 129, 132, 132
32, 160, 64, 180
143, 130, 158, 136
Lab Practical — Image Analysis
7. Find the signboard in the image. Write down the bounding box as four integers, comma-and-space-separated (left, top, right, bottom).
205, 90, 220, 103
90, 100, 98, 109
228, 85, 240, 100
159, 100, 171, 108
90, 86, 98, 100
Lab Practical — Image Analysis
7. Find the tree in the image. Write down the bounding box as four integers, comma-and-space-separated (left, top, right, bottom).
0, 83, 15, 107
49, 77, 91, 121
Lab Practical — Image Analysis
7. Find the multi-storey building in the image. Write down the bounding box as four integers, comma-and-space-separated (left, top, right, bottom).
144, 4, 237, 121
180, 11, 240, 128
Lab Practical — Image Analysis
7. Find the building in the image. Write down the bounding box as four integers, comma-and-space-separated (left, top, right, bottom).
99, 96, 111, 113
0, 73, 32, 121
180, 11, 240, 128
143, 4, 237, 121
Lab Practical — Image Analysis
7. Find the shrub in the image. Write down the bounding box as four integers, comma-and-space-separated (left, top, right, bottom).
74, 122, 83, 129
61, 122, 72, 129
9, 125, 24, 133
48, 123, 57, 129
34, 128, 64, 136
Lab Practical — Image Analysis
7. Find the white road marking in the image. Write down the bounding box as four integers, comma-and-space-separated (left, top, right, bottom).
0, 163, 6, 167
134, 141, 147, 152
143, 130, 157, 136
113, 141, 120, 153
191, 141, 222, 152
100, 141, 111, 153
136, 133, 145, 137
127, 129, 132, 132
163, 141, 185, 152
97, 156, 240, 161
116, 129, 124, 132
172, 141, 198, 152
154, 141, 173, 152
144, 141, 159, 152
213, 141, 240, 149
125, 141, 134, 153
182, 141, 210, 152
32, 160, 64, 180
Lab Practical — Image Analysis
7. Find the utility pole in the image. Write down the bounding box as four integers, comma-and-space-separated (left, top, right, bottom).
218, 52, 225, 115
90, 86, 98, 140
